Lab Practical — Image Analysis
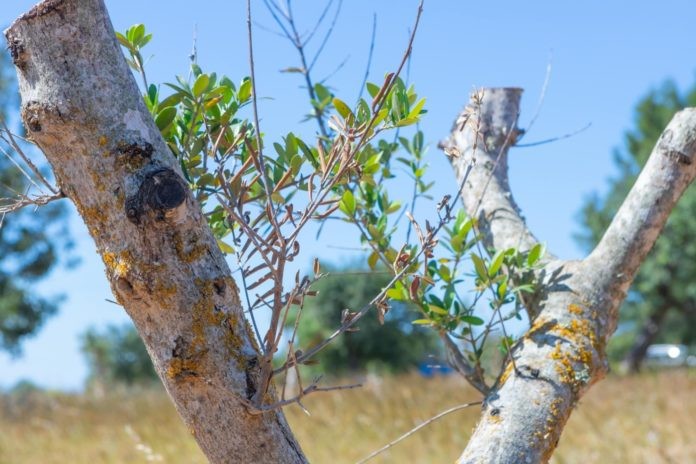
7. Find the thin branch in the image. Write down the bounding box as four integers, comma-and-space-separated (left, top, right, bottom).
0, 121, 58, 194
245, 3, 281, 230
356, 13, 377, 103
0, 191, 65, 216
244, 378, 362, 414
0, 144, 43, 193
252, 20, 287, 38
520, 51, 552, 139
231, 227, 266, 353
308, 0, 343, 71
356, 401, 483, 463
515, 122, 591, 148
318, 54, 350, 85
301, 0, 335, 47
262, 0, 294, 41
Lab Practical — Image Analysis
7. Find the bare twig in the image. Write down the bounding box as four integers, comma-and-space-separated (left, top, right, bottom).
356, 13, 377, 103
0, 190, 64, 216
301, 0, 335, 47
515, 122, 592, 148
307, 0, 343, 71
0, 121, 58, 194
356, 401, 482, 463
246, 0, 280, 228
243, 378, 362, 415
520, 52, 552, 139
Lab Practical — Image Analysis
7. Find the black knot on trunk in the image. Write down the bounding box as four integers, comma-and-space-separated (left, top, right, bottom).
125, 168, 188, 224
146, 169, 187, 210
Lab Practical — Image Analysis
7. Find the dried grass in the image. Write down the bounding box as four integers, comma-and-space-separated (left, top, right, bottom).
0, 371, 692, 463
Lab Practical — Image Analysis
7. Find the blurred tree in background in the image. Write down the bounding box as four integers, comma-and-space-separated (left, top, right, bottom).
0, 50, 71, 355
81, 324, 158, 387
577, 80, 696, 371
290, 266, 440, 376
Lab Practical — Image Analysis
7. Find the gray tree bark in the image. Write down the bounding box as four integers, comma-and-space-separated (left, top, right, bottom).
7, 0, 696, 463
4, 1, 306, 463
441, 88, 696, 463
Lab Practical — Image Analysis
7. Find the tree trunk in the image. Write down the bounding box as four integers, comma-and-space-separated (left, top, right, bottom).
441, 88, 696, 463
4, 1, 306, 462
8, 1, 696, 462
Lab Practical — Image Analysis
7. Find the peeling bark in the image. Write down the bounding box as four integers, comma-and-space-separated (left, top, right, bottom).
5, 1, 306, 462
442, 89, 696, 463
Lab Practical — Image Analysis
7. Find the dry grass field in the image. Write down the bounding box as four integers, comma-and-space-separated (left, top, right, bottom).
0, 370, 693, 463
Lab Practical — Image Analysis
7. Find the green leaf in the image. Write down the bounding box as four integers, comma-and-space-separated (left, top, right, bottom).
386, 201, 401, 214
471, 253, 488, 281
461, 315, 484, 326
412, 319, 432, 326
373, 108, 389, 126
386, 287, 404, 301
497, 275, 509, 299
339, 190, 356, 216
115, 32, 131, 49
139, 33, 152, 48
273, 142, 286, 160
159, 92, 183, 109
217, 239, 235, 254
488, 249, 506, 277
147, 84, 158, 106
314, 83, 331, 102
527, 243, 544, 267
192, 74, 210, 97
332, 97, 353, 119
238, 78, 252, 103
131, 24, 145, 45
428, 305, 449, 316
438, 265, 452, 282
394, 116, 419, 128
367, 251, 379, 270
366, 82, 380, 98
155, 106, 177, 131
290, 155, 303, 176
297, 139, 319, 169
163, 82, 192, 99
190, 64, 203, 78
407, 98, 426, 118
514, 284, 536, 294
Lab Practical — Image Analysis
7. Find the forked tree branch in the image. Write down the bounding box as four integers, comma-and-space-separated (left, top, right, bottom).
443, 88, 696, 463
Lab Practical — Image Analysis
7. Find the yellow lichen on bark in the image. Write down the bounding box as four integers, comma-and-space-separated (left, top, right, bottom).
172, 230, 207, 263
102, 249, 133, 277
166, 278, 248, 380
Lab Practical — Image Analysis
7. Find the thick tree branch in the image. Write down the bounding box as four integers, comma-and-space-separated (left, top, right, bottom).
5, 1, 306, 462
440, 88, 551, 259
587, 108, 696, 307
443, 89, 696, 463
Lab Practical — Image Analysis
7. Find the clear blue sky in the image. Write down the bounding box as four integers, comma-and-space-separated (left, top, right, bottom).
2, 0, 695, 390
